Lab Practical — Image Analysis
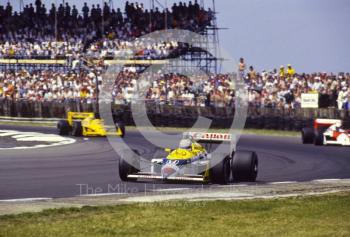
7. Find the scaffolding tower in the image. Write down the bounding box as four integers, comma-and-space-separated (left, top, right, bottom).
150, 0, 222, 74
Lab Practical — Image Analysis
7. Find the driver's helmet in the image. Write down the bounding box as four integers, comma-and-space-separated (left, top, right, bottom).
328, 123, 344, 132
335, 123, 345, 132
179, 139, 192, 150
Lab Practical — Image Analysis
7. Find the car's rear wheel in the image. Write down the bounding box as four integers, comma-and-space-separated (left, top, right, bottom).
210, 156, 231, 184
119, 150, 140, 182
301, 127, 315, 144
71, 121, 82, 137
314, 130, 324, 146
57, 120, 71, 136
232, 151, 258, 182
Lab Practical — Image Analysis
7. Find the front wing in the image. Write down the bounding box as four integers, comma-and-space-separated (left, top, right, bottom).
127, 172, 206, 182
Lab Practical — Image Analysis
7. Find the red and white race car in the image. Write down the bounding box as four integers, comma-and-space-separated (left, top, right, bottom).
301, 119, 350, 146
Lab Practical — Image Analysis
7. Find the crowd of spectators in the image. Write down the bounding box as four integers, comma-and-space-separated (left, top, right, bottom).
112, 66, 350, 110
0, 0, 212, 59
112, 72, 235, 107
0, 37, 182, 60
238, 59, 350, 110
0, 41, 84, 59
0, 69, 100, 102
1, 65, 350, 110
85, 39, 181, 59
245, 68, 350, 110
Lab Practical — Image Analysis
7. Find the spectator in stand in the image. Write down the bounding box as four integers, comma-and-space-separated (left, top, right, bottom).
345, 88, 350, 110
337, 87, 348, 109
287, 64, 296, 78
238, 57, 246, 79
247, 66, 257, 80
279, 65, 285, 78
82, 2, 89, 22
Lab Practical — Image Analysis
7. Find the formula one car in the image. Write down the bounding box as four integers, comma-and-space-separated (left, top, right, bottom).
301, 119, 350, 146
119, 132, 258, 184
57, 112, 125, 137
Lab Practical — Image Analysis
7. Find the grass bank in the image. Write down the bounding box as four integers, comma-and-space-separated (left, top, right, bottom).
0, 192, 349, 237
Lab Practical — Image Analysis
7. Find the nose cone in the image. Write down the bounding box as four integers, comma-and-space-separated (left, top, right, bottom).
161, 164, 179, 178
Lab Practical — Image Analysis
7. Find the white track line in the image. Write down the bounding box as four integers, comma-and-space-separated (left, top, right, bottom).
0, 132, 19, 137
0, 129, 76, 150
0, 197, 52, 202
151, 188, 192, 192
312, 179, 342, 182
214, 184, 249, 188
268, 181, 298, 185
79, 193, 125, 197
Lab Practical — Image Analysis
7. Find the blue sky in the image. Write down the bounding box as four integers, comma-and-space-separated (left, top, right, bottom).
4, 0, 350, 73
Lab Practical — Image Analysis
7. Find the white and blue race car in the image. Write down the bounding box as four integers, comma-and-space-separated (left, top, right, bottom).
119, 132, 258, 184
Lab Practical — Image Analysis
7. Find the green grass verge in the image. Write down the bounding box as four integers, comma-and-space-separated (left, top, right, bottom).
0, 121, 299, 137
0, 192, 349, 237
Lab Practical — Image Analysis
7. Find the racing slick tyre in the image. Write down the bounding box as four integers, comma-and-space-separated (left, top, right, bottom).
71, 121, 83, 137
115, 122, 125, 138
57, 120, 71, 136
314, 130, 324, 146
232, 151, 258, 182
301, 127, 315, 144
119, 150, 140, 182
210, 156, 231, 184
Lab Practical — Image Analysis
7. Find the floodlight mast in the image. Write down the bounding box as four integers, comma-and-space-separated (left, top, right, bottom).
19, 0, 24, 12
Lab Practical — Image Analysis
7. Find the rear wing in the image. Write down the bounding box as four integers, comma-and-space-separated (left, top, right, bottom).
314, 119, 342, 129
186, 132, 232, 144
67, 112, 95, 121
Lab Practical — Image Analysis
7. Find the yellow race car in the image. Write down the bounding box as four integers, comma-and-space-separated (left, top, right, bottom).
119, 132, 258, 184
57, 112, 125, 137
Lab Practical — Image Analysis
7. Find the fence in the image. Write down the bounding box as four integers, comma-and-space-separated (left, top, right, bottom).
0, 58, 169, 73
0, 59, 71, 72
0, 99, 349, 130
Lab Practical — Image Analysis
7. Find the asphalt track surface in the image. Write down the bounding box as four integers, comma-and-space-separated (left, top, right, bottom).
0, 125, 349, 200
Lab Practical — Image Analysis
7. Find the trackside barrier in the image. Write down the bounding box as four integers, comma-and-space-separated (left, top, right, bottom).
0, 99, 348, 130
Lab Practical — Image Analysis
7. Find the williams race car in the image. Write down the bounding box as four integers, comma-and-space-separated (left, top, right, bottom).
57, 112, 125, 137
119, 132, 258, 184
301, 119, 350, 146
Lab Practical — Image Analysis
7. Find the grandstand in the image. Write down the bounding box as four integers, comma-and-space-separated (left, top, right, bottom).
0, 0, 221, 74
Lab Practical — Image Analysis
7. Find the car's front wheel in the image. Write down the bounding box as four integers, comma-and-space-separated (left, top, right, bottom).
119, 150, 140, 182
210, 156, 231, 184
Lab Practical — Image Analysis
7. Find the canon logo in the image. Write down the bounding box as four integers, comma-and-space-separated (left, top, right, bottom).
190, 132, 231, 141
